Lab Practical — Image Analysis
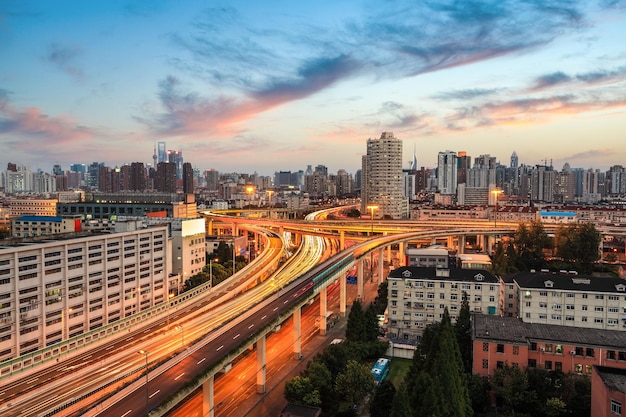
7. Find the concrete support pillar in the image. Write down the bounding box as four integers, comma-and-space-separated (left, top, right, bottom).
207, 219, 214, 236
293, 307, 302, 359
339, 230, 345, 251
485, 234, 493, 254
256, 334, 266, 393
319, 287, 328, 336
399, 242, 406, 267
378, 249, 385, 284
202, 374, 214, 417
340, 272, 347, 316
459, 235, 466, 254
477, 235, 484, 252
431, 238, 437, 245
279, 226, 284, 238
232, 224, 238, 237
386, 243, 392, 264
357, 258, 364, 301
447, 236, 454, 249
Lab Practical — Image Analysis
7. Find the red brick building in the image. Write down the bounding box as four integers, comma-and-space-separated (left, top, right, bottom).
473, 315, 626, 377
592, 366, 626, 417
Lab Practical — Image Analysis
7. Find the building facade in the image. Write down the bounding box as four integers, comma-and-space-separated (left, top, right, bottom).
473, 315, 626, 378
361, 132, 409, 219
387, 266, 501, 343
0, 221, 170, 361
513, 271, 626, 331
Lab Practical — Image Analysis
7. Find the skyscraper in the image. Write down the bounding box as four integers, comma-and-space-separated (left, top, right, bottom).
183, 162, 194, 194
437, 150, 458, 195
361, 132, 409, 219
156, 162, 177, 193
157, 141, 167, 163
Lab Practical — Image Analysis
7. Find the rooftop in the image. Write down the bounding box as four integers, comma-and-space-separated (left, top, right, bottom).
473, 314, 626, 349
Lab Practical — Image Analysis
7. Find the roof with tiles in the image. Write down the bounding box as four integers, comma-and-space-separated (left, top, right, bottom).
473, 315, 626, 350
512, 271, 626, 294
389, 266, 499, 283
595, 366, 626, 394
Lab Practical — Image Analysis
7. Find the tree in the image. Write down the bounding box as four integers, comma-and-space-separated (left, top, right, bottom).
373, 281, 388, 315
455, 299, 472, 374
514, 221, 550, 270
491, 364, 537, 415
335, 359, 376, 407
369, 379, 396, 417
407, 309, 472, 417
390, 383, 412, 417
466, 373, 490, 414
345, 299, 366, 342
306, 359, 334, 402
491, 242, 509, 275
555, 223, 601, 273
284, 375, 321, 406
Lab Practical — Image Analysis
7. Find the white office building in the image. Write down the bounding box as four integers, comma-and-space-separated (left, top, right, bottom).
0, 220, 171, 361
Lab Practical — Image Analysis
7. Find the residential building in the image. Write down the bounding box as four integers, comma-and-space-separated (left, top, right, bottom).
361, 132, 409, 219
0, 221, 171, 361
171, 218, 206, 289
513, 271, 626, 331
592, 366, 626, 417
472, 314, 626, 378
437, 150, 458, 195
387, 266, 501, 344
10, 215, 81, 238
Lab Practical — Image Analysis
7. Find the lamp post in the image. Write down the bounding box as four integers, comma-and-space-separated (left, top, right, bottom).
166, 293, 175, 328
209, 257, 218, 288
266, 189, 274, 218
246, 185, 254, 208
137, 350, 149, 414
491, 189, 503, 228
366, 205, 378, 236
365, 205, 378, 281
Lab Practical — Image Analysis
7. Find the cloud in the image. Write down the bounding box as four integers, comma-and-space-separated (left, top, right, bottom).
530, 67, 626, 90
446, 92, 626, 129
45, 43, 84, 80
251, 54, 361, 105
432, 88, 502, 101
0, 94, 98, 157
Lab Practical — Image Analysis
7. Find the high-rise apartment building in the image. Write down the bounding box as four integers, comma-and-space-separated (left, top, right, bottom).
156, 162, 177, 193
361, 132, 408, 219
437, 150, 458, 195
182, 162, 194, 195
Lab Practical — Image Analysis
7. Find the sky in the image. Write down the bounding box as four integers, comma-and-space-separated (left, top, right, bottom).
1, 0, 625, 177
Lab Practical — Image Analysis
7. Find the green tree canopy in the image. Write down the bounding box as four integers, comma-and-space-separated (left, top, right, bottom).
407, 309, 472, 417
335, 359, 376, 406
370, 379, 396, 417
284, 375, 321, 406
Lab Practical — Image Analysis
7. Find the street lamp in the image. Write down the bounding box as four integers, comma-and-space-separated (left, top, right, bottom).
246, 185, 254, 208
266, 189, 274, 218
209, 257, 218, 288
166, 293, 175, 328
366, 205, 378, 281
137, 350, 149, 414
366, 205, 378, 235
491, 189, 503, 228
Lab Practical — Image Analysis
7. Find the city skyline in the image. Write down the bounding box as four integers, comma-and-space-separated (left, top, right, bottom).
1, 1, 625, 175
